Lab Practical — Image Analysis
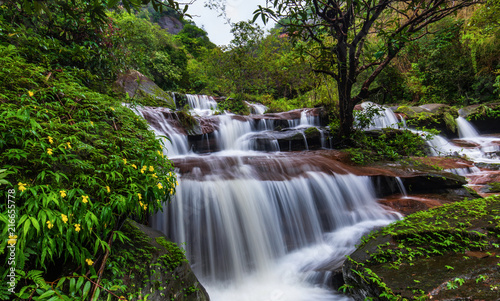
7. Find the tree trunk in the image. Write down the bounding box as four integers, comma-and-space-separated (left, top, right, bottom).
339, 91, 354, 140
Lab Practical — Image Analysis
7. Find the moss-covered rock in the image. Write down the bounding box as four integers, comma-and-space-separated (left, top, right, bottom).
396, 105, 459, 138
104, 219, 210, 301
342, 195, 500, 301
114, 70, 176, 108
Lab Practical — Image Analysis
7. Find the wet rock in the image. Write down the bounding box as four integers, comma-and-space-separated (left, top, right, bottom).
342, 196, 500, 301
107, 220, 210, 301
419, 103, 449, 113
395, 105, 459, 138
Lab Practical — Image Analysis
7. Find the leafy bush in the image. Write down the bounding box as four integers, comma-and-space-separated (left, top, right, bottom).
0, 44, 177, 300
345, 129, 429, 164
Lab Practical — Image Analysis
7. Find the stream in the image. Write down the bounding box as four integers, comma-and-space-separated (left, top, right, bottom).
130, 96, 500, 301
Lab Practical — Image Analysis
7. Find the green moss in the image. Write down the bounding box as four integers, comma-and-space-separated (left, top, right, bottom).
347, 195, 500, 300
155, 237, 189, 271
487, 182, 500, 193
304, 126, 320, 137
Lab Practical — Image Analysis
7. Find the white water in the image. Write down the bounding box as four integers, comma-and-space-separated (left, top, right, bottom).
457, 116, 480, 138
361, 103, 499, 164
136, 95, 403, 301
151, 171, 399, 300
132, 96, 500, 301
358, 102, 400, 130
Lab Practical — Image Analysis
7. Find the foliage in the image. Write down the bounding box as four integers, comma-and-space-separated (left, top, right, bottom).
111, 11, 188, 91
196, 28, 317, 100
0, 1, 127, 90
0, 44, 177, 299
254, 0, 479, 138
217, 95, 251, 115
344, 129, 428, 165
175, 22, 216, 58
15, 0, 190, 27
466, 103, 500, 121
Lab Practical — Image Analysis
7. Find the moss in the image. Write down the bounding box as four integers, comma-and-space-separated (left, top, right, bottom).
175, 110, 197, 129
486, 182, 500, 193
155, 237, 189, 271
304, 126, 320, 137
345, 195, 500, 300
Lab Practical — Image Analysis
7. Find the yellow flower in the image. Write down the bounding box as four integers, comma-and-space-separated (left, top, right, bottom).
151, 173, 157, 178
106, 186, 110, 193
46, 221, 54, 229
60, 190, 66, 198
86, 258, 94, 266
90, 121, 94, 126
47, 148, 53, 155
131, 164, 137, 169
157, 150, 164, 157
157, 183, 163, 190
123, 158, 127, 164
175, 181, 179, 186
66, 142, 72, 149
8, 235, 17, 245
110, 107, 115, 111
137, 193, 142, 200
143, 204, 147, 210
18, 182, 27, 192
48, 136, 54, 144
149, 166, 154, 172
82, 195, 89, 204
74, 224, 81, 232
61, 214, 68, 223
28, 91, 34, 97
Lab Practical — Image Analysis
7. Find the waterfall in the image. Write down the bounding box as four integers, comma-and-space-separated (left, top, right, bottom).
456, 116, 480, 138
246, 101, 268, 115
122, 104, 189, 157
151, 169, 399, 300
359, 102, 400, 130
135, 95, 404, 301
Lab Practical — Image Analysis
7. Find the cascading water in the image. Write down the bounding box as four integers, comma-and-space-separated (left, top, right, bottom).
358, 102, 400, 130
131, 95, 402, 301
457, 116, 479, 138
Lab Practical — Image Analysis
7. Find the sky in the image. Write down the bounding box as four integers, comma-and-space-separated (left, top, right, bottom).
185, 0, 275, 46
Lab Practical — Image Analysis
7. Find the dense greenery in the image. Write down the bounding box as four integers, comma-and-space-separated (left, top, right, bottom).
0, 3, 189, 300
0, 42, 178, 300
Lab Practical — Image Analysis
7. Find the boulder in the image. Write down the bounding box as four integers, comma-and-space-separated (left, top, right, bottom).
341, 196, 500, 301
105, 220, 210, 301
114, 70, 175, 108
155, 15, 184, 35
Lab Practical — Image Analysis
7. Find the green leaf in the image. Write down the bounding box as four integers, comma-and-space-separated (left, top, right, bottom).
23, 218, 32, 238
82, 280, 91, 297
30, 216, 40, 235
37, 289, 55, 298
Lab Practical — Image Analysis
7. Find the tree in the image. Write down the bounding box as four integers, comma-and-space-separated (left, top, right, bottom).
254, 0, 480, 139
